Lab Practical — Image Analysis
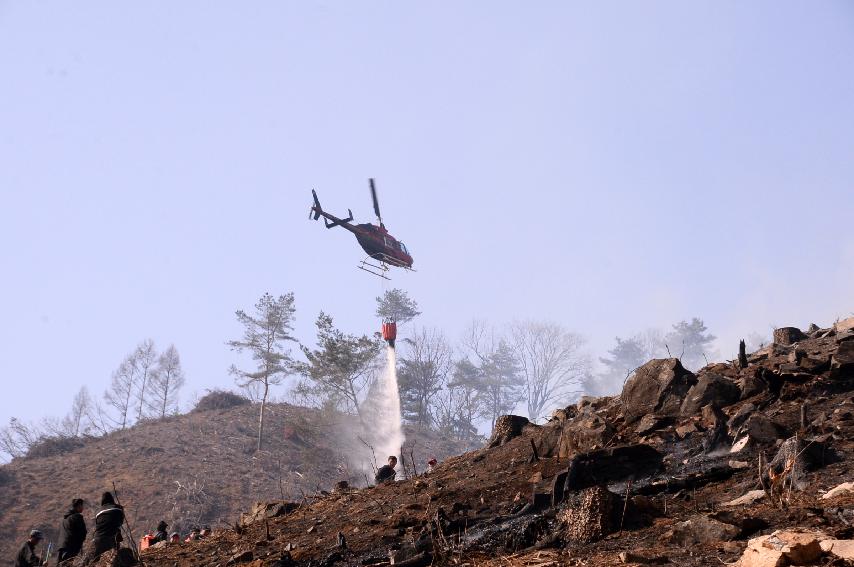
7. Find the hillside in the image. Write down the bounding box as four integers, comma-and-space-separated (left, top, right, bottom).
0, 400, 475, 562
134, 318, 854, 567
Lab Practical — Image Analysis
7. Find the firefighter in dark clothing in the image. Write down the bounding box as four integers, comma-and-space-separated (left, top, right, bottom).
374, 455, 397, 484
90, 491, 125, 558
153, 520, 169, 543
57, 498, 87, 561
14, 530, 43, 567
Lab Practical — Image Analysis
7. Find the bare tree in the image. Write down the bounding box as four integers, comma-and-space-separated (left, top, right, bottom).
86, 399, 114, 436
62, 387, 93, 436
228, 292, 297, 452
460, 320, 523, 431
397, 327, 453, 428
148, 345, 186, 418
509, 320, 590, 423
104, 357, 137, 429
0, 418, 40, 461
134, 339, 158, 421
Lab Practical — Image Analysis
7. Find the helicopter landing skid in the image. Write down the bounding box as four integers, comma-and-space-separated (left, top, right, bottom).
358, 258, 391, 280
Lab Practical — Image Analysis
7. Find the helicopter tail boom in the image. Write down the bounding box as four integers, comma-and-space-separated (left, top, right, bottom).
309, 190, 354, 229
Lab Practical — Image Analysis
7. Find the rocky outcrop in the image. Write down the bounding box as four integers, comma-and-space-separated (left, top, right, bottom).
680, 373, 740, 416
621, 359, 696, 422
830, 341, 854, 379
556, 409, 614, 456
738, 530, 825, 567
773, 327, 806, 346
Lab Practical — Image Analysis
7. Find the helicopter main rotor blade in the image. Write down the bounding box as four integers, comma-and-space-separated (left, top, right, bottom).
369, 178, 382, 224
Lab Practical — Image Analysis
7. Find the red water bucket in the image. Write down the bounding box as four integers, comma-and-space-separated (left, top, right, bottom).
382, 322, 397, 343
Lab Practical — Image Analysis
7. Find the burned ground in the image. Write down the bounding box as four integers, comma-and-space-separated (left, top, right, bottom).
138, 318, 854, 566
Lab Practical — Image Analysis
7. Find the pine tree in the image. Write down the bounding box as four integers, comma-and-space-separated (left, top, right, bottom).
228, 292, 297, 451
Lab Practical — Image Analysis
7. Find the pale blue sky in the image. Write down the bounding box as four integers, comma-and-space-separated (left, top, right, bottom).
1, 1, 852, 427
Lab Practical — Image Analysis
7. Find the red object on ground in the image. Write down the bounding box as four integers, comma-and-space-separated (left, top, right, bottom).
382, 322, 397, 347
140, 535, 155, 550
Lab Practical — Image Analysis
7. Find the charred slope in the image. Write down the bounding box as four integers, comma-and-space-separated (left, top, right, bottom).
0, 402, 473, 562
143, 318, 854, 566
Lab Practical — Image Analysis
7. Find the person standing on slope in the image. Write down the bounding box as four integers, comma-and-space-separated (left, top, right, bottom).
90, 492, 125, 559
14, 530, 43, 567
57, 498, 87, 561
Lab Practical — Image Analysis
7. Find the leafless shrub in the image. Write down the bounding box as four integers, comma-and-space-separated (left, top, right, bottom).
25, 435, 86, 459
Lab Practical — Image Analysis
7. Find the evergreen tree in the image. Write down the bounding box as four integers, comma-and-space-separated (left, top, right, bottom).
375, 289, 421, 324
296, 313, 383, 420
228, 292, 297, 451
665, 317, 716, 370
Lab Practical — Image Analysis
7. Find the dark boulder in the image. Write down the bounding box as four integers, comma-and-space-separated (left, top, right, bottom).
556, 409, 614, 457
488, 415, 532, 448
636, 414, 672, 435
562, 444, 663, 493
739, 371, 768, 399
734, 414, 786, 446
831, 341, 854, 380
680, 373, 741, 416
621, 358, 696, 423
773, 327, 806, 345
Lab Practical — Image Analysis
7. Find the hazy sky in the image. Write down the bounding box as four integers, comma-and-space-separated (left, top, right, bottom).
1, 2, 852, 427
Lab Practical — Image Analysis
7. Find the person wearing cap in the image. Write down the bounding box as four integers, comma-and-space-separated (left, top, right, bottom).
14, 530, 43, 567
169, 532, 180, 544
199, 526, 211, 538
57, 498, 87, 561
91, 491, 125, 558
153, 520, 169, 543
185, 527, 201, 542
426, 457, 438, 474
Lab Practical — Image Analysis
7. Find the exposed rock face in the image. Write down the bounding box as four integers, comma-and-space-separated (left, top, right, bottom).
621, 359, 696, 423
835, 317, 854, 334
822, 482, 854, 500
733, 414, 785, 446
680, 373, 741, 416
820, 539, 854, 560
739, 371, 768, 399
664, 515, 740, 546
738, 530, 825, 567
773, 327, 806, 346
559, 485, 620, 544
830, 341, 854, 379
488, 415, 532, 448
557, 409, 614, 456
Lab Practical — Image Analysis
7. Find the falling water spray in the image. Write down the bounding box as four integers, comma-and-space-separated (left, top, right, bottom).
372, 344, 405, 467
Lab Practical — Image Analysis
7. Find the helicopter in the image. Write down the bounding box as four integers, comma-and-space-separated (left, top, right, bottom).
309, 178, 414, 279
